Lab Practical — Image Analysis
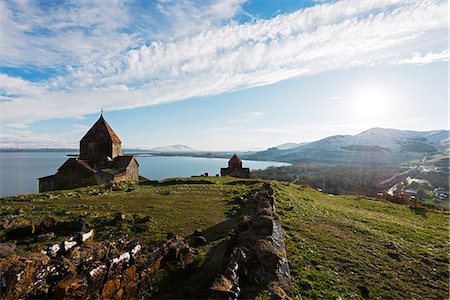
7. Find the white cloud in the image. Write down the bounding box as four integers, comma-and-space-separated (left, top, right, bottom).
0, 0, 448, 127
0, 129, 76, 148
396, 49, 450, 65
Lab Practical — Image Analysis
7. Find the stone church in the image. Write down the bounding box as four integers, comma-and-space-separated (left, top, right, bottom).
220, 154, 250, 178
39, 115, 139, 192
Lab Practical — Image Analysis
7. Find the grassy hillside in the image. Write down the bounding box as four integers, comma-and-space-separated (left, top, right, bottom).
274, 183, 449, 299
1, 178, 448, 299
0, 177, 260, 250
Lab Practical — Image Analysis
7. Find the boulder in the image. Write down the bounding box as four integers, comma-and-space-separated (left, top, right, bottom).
72, 218, 91, 232
210, 275, 234, 293
39, 216, 56, 229
256, 198, 273, 211
254, 239, 280, 269
269, 285, 291, 300
5, 224, 35, 240
251, 215, 273, 236
0, 242, 18, 256
193, 235, 207, 246
237, 230, 259, 249
102, 278, 122, 300
52, 219, 91, 235
237, 215, 251, 232
135, 215, 151, 223
121, 265, 138, 299
76, 229, 94, 245
231, 247, 249, 265
114, 213, 127, 221
256, 207, 273, 217
166, 232, 178, 240
54, 276, 87, 299
193, 228, 203, 236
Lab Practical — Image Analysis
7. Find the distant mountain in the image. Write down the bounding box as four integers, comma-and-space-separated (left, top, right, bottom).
149, 144, 196, 152
247, 128, 449, 165
275, 143, 308, 150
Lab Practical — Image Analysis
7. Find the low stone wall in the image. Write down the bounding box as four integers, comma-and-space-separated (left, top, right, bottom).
210, 183, 292, 299
0, 231, 197, 299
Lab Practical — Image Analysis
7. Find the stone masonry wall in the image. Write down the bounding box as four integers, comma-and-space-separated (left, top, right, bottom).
0, 230, 197, 299
210, 183, 292, 299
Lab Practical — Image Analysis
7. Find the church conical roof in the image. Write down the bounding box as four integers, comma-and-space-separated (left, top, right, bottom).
229, 154, 242, 164
80, 115, 121, 143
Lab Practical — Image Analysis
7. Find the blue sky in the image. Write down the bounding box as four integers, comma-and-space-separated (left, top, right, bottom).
0, 0, 448, 150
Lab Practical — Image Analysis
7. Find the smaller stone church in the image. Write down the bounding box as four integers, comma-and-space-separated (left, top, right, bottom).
39, 115, 139, 192
220, 154, 250, 178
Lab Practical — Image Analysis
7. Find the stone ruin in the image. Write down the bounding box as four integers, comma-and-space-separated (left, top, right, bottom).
0, 230, 198, 299
210, 183, 292, 299
0, 183, 293, 299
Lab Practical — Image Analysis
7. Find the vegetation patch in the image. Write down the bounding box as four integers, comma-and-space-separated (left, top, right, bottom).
274, 183, 449, 299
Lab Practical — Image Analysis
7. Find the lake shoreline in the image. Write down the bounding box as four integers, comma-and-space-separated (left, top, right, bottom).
0, 152, 289, 197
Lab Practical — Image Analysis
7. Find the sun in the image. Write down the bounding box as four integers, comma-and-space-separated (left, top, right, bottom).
351, 86, 390, 119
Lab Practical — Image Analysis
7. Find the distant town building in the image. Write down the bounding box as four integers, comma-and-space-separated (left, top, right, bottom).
220, 154, 250, 178
39, 115, 139, 192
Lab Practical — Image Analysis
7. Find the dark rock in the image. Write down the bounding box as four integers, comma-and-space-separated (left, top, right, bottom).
256, 207, 273, 217
39, 216, 56, 229
254, 239, 280, 269
210, 275, 234, 294
135, 215, 151, 223
233, 196, 246, 204
72, 218, 91, 232
231, 247, 250, 265
52, 218, 91, 235
0, 242, 18, 256
256, 198, 273, 211
5, 224, 35, 240
358, 285, 369, 299
193, 235, 207, 246
252, 215, 273, 236
269, 285, 291, 300
193, 228, 203, 236
114, 213, 127, 221
224, 261, 239, 281
237, 230, 259, 249
387, 251, 401, 261
166, 232, 178, 240
53, 221, 73, 234
263, 183, 274, 196
237, 215, 251, 232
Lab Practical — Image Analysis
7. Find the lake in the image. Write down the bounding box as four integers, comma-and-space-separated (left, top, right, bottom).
0, 152, 289, 197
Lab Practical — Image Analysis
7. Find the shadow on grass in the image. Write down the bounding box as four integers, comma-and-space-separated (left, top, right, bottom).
409, 206, 428, 217
226, 180, 261, 185
155, 235, 229, 299
140, 179, 215, 187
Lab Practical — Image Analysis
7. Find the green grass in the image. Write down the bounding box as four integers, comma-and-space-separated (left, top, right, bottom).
0, 177, 262, 249
1, 178, 448, 299
274, 183, 449, 299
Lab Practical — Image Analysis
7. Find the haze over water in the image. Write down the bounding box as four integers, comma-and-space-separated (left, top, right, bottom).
0, 152, 288, 197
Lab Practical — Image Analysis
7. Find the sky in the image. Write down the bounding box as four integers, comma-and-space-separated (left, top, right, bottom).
0, 0, 448, 150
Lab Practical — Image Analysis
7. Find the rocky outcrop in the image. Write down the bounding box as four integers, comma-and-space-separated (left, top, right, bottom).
0, 230, 197, 299
210, 183, 292, 299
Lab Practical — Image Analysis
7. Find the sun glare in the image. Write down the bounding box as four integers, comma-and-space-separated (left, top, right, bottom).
352, 87, 389, 119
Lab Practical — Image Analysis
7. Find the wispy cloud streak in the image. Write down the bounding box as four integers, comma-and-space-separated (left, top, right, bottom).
0, 0, 448, 125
